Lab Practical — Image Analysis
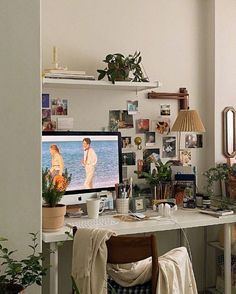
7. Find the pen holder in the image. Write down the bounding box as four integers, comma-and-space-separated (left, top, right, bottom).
116, 198, 129, 214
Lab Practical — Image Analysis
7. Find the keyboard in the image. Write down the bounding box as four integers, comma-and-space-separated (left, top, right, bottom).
66, 217, 119, 229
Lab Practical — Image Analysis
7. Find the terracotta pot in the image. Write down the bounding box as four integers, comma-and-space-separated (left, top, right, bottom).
0, 283, 24, 293
42, 204, 66, 232
228, 176, 236, 199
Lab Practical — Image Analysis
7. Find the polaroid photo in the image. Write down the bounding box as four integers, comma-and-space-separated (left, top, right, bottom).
136, 119, 149, 133
145, 132, 156, 146
51, 98, 68, 115
160, 104, 170, 115
127, 100, 138, 114
185, 134, 203, 148
42, 94, 50, 108
180, 149, 192, 166
162, 136, 176, 158
122, 152, 136, 166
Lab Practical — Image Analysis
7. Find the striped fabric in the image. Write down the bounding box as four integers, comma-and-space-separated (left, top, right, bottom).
108, 276, 152, 294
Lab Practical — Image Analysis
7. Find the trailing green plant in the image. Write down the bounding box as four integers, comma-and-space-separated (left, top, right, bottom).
0, 232, 48, 292
42, 167, 72, 207
97, 51, 149, 84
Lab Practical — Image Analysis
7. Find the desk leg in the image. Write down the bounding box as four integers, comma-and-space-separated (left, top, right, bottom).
224, 223, 231, 294
50, 242, 58, 294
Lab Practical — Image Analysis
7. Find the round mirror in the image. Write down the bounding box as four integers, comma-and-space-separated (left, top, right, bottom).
223, 107, 236, 158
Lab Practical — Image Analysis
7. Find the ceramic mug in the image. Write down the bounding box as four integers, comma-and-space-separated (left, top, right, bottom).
86, 198, 105, 219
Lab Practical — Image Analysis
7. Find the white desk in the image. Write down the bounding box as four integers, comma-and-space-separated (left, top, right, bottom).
42, 209, 236, 294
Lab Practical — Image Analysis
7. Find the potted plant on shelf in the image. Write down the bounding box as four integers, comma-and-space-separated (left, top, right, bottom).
42, 168, 72, 232
0, 232, 48, 294
97, 51, 149, 84
135, 158, 173, 200
203, 163, 236, 209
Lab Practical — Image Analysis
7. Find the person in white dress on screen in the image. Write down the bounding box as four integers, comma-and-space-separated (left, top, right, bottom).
81, 138, 97, 189
49, 144, 64, 177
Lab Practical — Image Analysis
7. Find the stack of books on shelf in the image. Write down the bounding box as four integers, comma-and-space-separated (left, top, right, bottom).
43, 69, 95, 80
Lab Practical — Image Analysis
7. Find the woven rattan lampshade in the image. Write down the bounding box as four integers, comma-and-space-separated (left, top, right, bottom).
171, 109, 205, 132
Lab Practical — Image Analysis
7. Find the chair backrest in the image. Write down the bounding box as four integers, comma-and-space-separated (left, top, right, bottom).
106, 234, 159, 293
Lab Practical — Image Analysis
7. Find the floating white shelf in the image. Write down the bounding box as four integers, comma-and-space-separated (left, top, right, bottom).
42, 78, 161, 91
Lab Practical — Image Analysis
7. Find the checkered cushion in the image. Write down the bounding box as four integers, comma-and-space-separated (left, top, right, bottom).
107, 276, 152, 294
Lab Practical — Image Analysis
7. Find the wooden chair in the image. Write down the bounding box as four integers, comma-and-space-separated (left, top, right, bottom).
106, 234, 159, 293
72, 227, 158, 294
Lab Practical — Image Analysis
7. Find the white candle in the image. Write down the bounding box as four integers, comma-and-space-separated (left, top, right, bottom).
53, 46, 58, 68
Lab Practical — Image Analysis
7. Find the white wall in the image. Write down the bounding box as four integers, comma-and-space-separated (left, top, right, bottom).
42, 0, 208, 186
214, 0, 236, 163
42, 1, 209, 292
0, 1, 41, 293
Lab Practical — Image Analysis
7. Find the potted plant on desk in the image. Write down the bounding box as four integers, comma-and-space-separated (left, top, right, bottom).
203, 163, 236, 209
0, 232, 47, 294
42, 168, 72, 232
135, 158, 173, 200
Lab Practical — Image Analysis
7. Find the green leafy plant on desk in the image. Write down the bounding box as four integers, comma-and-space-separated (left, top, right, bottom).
134, 158, 176, 201
97, 51, 149, 84
0, 232, 48, 294
203, 163, 236, 209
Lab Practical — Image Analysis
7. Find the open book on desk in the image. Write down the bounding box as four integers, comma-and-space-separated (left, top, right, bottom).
199, 208, 234, 218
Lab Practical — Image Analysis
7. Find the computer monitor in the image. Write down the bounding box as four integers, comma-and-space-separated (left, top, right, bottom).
42, 131, 122, 205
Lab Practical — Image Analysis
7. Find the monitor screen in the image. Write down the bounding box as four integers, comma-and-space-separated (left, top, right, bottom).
42, 131, 122, 201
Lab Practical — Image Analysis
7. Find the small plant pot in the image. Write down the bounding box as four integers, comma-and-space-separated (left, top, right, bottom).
42, 204, 66, 232
0, 283, 24, 294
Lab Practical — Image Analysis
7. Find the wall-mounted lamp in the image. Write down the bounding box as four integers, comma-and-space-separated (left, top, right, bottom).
171, 109, 206, 133
171, 108, 205, 161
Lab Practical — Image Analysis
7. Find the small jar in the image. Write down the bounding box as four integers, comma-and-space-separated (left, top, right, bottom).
183, 197, 188, 208
202, 196, 211, 209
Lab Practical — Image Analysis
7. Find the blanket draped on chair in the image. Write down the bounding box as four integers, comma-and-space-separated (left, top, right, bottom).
107, 246, 198, 294
72, 228, 115, 294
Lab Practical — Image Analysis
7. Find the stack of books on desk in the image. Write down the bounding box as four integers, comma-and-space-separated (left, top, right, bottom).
44, 69, 95, 80
199, 208, 234, 218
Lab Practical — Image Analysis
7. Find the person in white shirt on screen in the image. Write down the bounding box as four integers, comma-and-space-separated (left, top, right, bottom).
81, 138, 97, 189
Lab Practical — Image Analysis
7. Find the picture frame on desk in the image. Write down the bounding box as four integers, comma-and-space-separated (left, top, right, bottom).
130, 196, 146, 212
173, 180, 196, 206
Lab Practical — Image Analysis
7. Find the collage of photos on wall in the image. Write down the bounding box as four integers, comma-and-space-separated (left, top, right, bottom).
42, 93, 72, 131
109, 101, 203, 179
109, 102, 175, 171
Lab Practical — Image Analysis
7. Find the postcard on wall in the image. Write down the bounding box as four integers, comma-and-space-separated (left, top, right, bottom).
122, 136, 132, 148
109, 110, 133, 130
160, 104, 170, 116
42, 108, 51, 122
127, 100, 138, 114
136, 119, 149, 133
57, 117, 74, 131
122, 152, 136, 166
185, 134, 203, 148
162, 136, 176, 158
42, 120, 57, 131
42, 93, 50, 108
51, 98, 68, 115
152, 117, 170, 134
145, 132, 156, 146
180, 149, 192, 166
142, 148, 160, 173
